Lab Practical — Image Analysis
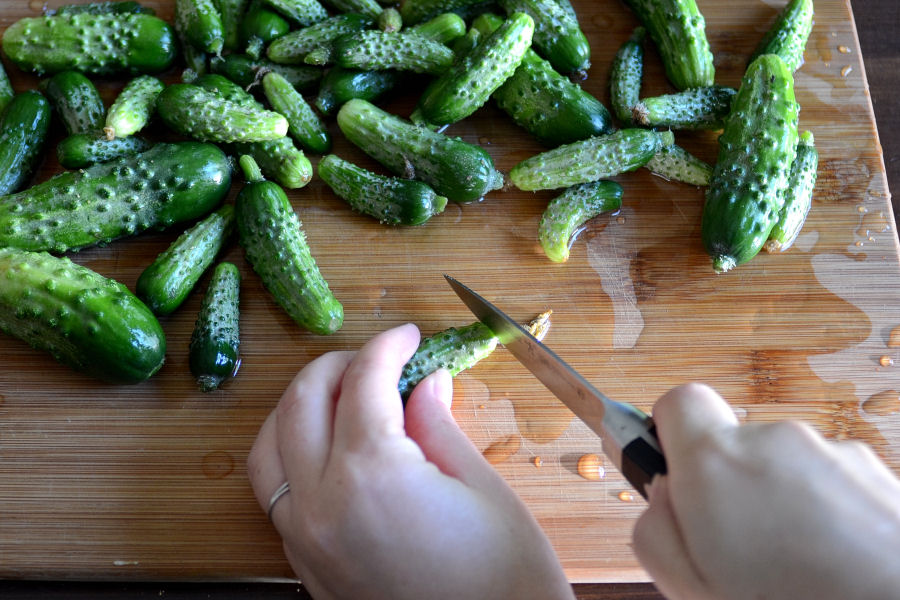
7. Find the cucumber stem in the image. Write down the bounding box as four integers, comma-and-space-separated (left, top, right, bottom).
239, 154, 265, 182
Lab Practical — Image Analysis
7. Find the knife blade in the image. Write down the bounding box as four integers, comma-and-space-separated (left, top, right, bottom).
444, 275, 666, 499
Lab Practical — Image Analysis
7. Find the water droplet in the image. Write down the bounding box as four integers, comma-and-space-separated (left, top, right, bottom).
201, 450, 234, 479
886, 326, 900, 348
482, 435, 520, 465
838, 45, 851, 54
577, 453, 605, 481
862, 390, 900, 416
841, 65, 853, 77
879, 355, 894, 367
857, 204, 868, 214
532, 456, 543, 468
616, 215, 626, 225
618, 490, 635, 502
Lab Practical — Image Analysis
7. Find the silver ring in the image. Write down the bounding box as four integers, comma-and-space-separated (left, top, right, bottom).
267, 481, 290, 521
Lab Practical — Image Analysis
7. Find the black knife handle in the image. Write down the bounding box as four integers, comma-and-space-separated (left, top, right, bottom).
620, 426, 667, 499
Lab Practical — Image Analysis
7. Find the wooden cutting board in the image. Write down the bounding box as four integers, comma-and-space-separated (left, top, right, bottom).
0, 0, 896, 584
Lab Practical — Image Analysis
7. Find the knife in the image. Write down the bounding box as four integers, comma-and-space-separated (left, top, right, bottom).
444, 275, 666, 499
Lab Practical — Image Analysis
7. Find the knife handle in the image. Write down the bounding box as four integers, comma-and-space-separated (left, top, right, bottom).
620, 425, 667, 499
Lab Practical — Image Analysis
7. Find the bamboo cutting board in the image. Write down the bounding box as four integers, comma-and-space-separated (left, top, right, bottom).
0, 0, 896, 584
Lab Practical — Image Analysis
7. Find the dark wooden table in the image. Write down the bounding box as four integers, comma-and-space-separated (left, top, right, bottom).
1, 0, 897, 598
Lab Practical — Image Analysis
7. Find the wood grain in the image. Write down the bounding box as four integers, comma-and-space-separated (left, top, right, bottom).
0, 0, 896, 589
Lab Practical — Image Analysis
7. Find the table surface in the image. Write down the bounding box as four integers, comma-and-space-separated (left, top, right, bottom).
1, 0, 898, 597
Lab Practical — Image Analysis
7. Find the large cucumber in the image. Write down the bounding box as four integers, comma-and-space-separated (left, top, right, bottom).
0, 91, 52, 197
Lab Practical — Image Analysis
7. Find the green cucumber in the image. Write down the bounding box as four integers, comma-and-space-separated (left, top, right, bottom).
498, 0, 589, 74
189, 261, 241, 392
42, 70, 105, 135
510, 128, 674, 191
378, 8, 403, 32
54, 1, 155, 15
0, 91, 52, 197
323, 0, 382, 19
766, 130, 818, 252
0, 247, 165, 384
0, 142, 231, 253
2, 13, 177, 76
333, 29, 455, 75
262, 0, 329, 27
314, 66, 402, 115
235, 155, 343, 335
179, 31, 210, 81
399, 0, 490, 25
136, 205, 235, 316
0, 63, 12, 114
176, 0, 225, 55
337, 98, 504, 203
406, 11, 467, 44
104, 75, 165, 139
318, 154, 447, 225
749, 0, 814, 72
538, 180, 623, 263
412, 11, 534, 128
266, 13, 374, 65
623, 0, 714, 90
239, 0, 290, 57
633, 85, 736, 131
701, 54, 799, 273
57, 132, 152, 169
262, 71, 331, 154
215, 0, 249, 51
643, 144, 712, 187
610, 27, 645, 125
210, 53, 322, 91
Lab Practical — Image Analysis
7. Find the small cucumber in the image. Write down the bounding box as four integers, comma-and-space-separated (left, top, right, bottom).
538, 180, 623, 263
136, 205, 235, 316
57, 131, 152, 169
766, 130, 818, 252
701, 54, 799, 272
262, 0, 329, 27
0, 63, 12, 114
643, 144, 712, 187
333, 30, 455, 75
266, 13, 374, 65
42, 70, 105, 135
412, 11, 534, 128
314, 66, 402, 115
104, 75, 165, 139
623, 0, 714, 90
749, 0, 814, 72
210, 53, 322, 91
337, 98, 504, 203
609, 27, 645, 125
235, 155, 343, 335
323, 0, 382, 19
318, 154, 447, 225
633, 85, 737, 131
399, 0, 490, 25
0, 91, 52, 197
378, 8, 403, 32
406, 11, 467, 44
176, 0, 226, 55
189, 261, 242, 392
156, 83, 289, 143
0, 247, 165, 384
214, 0, 249, 51
510, 129, 675, 191
498, 0, 590, 74
239, 0, 290, 57
262, 71, 331, 154
0, 142, 231, 253
54, 1, 155, 15
2, 13, 177, 76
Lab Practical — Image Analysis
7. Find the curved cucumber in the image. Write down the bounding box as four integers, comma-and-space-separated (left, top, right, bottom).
609, 27, 645, 125
136, 204, 235, 316
644, 144, 712, 187
262, 71, 331, 154
42, 70, 106, 135
189, 261, 242, 392
334, 30, 455, 75
766, 130, 818, 252
0, 91, 52, 197
176, 0, 225, 55
498, 0, 589, 74
0, 142, 231, 253
749, 0, 814, 72
57, 132, 152, 169
538, 181, 623, 263
105, 75, 165, 139
0, 247, 165, 384
266, 13, 373, 65
633, 85, 736, 131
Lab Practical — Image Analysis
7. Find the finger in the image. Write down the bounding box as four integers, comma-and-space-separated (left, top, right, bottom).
247, 410, 291, 526
652, 382, 738, 462
331, 323, 421, 453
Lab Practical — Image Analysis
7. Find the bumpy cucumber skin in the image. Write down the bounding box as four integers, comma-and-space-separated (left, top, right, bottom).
0, 248, 165, 384
324, 0, 382, 18
398, 322, 498, 401
266, 13, 373, 64
136, 204, 235, 316
406, 12, 468, 44
236, 178, 343, 335
0, 142, 231, 253
315, 67, 401, 116
337, 99, 504, 203
0, 91, 51, 197
105, 75, 165, 139
539, 181, 623, 263
55, 1, 155, 15
210, 53, 322, 91
2, 13, 177, 76
0, 63, 12, 114
644, 144, 712, 187
623, 0, 714, 90
176, 0, 225, 55
214, 0, 249, 51
766, 130, 817, 252
498, 0, 589, 74
750, 0, 814, 72
378, 7, 403, 32
189, 261, 241, 392
318, 154, 448, 225
57, 132, 152, 169
334, 30, 455, 75
701, 54, 799, 273
400, 0, 491, 24
633, 85, 736, 131
610, 27, 645, 125
262, 71, 331, 154
414, 12, 534, 127
262, 0, 329, 26
510, 129, 675, 191
43, 70, 106, 135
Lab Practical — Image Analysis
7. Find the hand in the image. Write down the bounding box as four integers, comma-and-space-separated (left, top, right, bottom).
633, 383, 900, 600
247, 323, 574, 600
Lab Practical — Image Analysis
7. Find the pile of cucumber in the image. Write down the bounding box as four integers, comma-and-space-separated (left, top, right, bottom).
0, 0, 817, 390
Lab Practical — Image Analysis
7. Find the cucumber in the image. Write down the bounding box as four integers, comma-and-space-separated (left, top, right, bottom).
176, 0, 226, 55
622, 0, 714, 90
643, 144, 712, 187
510, 128, 675, 191
337, 98, 504, 203
214, 0, 249, 51
0, 63, 12, 114
0, 247, 165, 384
399, 0, 490, 25
179, 31, 210, 81
412, 11, 534, 128
136, 205, 235, 316
749, 0, 814, 72
539, 181, 623, 263
314, 66, 402, 116
498, 0, 589, 74
1, 13, 177, 76
0, 91, 52, 197
318, 154, 447, 225
189, 261, 242, 392
104, 75, 165, 139
406, 11, 467, 44
262, 0, 329, 27
54, 1, 155, 15
610, 27, 645, 125
378, 8, 403, 33
210, 53, 322, 91
334, 29, 455, 75
701, 54, 799, 273
42, 70, 105, 135
632, 85, 737, 131
239, 0, 290, 57
0, 142, 231, 253
235, 155, 343, 335
266, 13, 374, 65
262, 71, 331, 154
766, 130, 818, 252
323, 0, 382, 19
156, 83, 289, 143
57, 131, 152, 169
